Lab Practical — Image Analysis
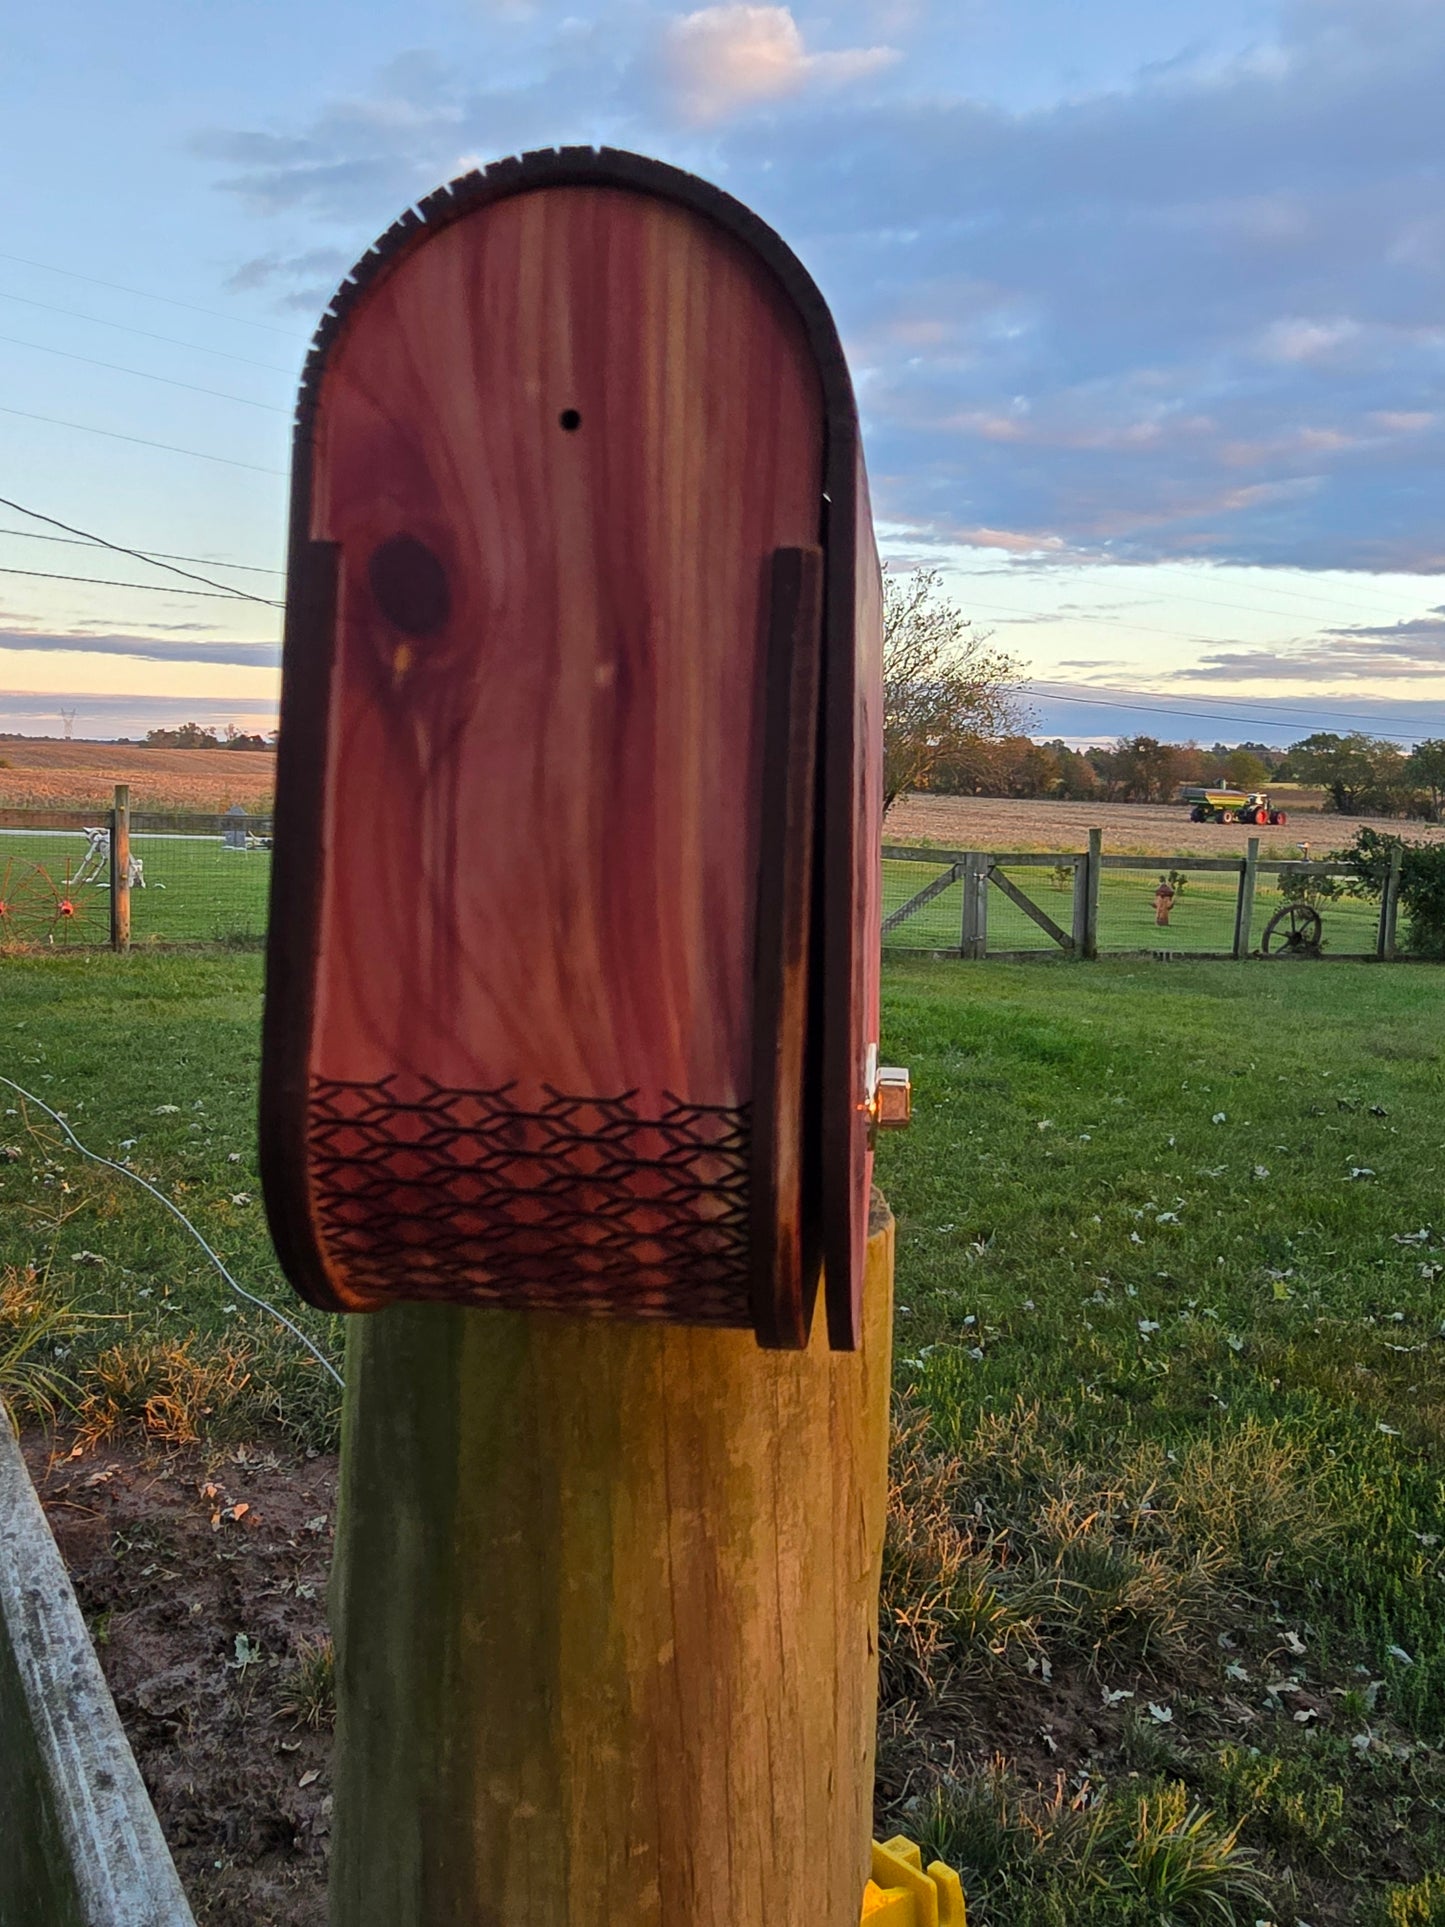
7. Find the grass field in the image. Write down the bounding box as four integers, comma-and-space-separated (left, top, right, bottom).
3, 952, 1445, 1922
0, 828, 270, 945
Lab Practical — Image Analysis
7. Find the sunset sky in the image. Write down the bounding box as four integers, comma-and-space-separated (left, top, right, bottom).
3, 0, 1443, 745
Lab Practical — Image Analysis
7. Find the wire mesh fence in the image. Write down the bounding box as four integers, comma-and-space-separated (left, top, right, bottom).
0, 807, 272, 949
0, 810, 1403, 961
885, 839, 1397, 962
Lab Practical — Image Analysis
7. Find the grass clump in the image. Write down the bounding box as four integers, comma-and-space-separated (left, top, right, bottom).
277, 1635, 336, 1729
0, 1263, 90, 1424
908, 1766, 1269, 1927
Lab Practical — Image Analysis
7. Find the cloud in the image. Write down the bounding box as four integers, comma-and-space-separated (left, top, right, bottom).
654, 6, 897, 123
1176, 611, 1445, 683
196, 0, 1445, 573
0, 626, 281, 670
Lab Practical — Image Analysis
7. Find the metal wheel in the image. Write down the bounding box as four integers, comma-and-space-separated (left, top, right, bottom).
1262, 901, 1323, 957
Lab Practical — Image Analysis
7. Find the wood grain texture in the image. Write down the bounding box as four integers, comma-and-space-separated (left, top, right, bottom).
260, 151, 884, 1347
326, 1206, 894, 1927
306, 185, 822, 1320
822, 451, 884, 1348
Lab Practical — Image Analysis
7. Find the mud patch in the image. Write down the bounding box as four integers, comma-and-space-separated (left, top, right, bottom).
22, 1431, 336, 1927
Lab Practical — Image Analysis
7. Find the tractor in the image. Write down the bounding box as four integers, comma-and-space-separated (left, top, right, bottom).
1184, 788, 1288, 827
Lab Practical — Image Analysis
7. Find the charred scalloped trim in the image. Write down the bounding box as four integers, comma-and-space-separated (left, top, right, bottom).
289, 146, 856, 448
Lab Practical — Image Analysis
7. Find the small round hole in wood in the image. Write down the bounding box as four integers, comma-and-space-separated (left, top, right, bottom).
558, 409, 582, 432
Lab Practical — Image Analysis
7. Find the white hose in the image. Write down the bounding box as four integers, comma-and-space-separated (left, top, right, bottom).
0, 1076, 344, 1390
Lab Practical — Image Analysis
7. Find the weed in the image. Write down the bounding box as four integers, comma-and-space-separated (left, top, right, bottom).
0, 1264, 88, 1423
277, 1636, 335, 1729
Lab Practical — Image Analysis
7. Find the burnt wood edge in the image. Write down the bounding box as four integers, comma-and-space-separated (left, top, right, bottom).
749, 547, 824, 1350
258, 536, 359, 1315
264, 148, 869, 1335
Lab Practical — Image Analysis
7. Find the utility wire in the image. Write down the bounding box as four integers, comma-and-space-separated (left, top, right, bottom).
0, 564, 273, 604
0, 250, 301, 339
0, 526, 283, 577
0, 1077, 344, 1391
0, 331, 288, 413
0, 288, 296, 373
0, 497, 283, 606
0, 405, 285, 474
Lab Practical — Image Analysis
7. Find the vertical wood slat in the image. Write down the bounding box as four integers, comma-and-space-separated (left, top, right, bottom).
1378, 844, 1404, 960
327, 1211, 895, 1927
960, 854, 987, 959
1084, 828, 1102, 960
1233, 836, 1259, 960
1071, 853, 1088, 955
109, 784, 130, 953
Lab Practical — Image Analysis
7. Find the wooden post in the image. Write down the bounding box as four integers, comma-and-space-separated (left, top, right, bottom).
109, 784, 130, 953
1378, 843, 1403, 960
1084, 828, 1102, 959
1071, 853, 1088, 955
1233, 836, 1259, 960
327, 1210, 895, 1927
960, 855, 988, 959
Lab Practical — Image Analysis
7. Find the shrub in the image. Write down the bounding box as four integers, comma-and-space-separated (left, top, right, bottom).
1346, 828, 1445, 958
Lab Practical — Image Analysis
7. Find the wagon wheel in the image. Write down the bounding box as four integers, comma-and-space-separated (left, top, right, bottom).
0, 859, 61, 944
1262, 901, 1323, 957
28, 861, 100, 946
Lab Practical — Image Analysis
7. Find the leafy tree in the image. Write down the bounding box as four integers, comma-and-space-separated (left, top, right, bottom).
145, 722, 221, 749
1110, 735, 1184, 803
1223, 748, 1269, 790
882, 570, 1027, 812
1406, 739, 1445, 820
1285, 733, 1404, 815
1345, 827, 1445, 956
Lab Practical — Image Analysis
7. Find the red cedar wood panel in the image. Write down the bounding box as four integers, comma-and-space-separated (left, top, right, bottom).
293, 186, 825, 1326
260, 149, 884, 1348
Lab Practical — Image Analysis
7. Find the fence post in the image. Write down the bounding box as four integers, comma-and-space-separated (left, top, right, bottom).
1071, 853, 1088, 955
109, 784, 130, 953
1378, 844, 1403, 960
960, 853, 981, 958
1233, 836, 1259, 960
1084, 829, 1101, 959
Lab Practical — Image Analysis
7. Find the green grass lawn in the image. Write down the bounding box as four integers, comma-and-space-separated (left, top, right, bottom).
884, 855, 1382, 956
876, 957, 1445, 1926
2, 950, 1444, 1923
0, 828, 269, 945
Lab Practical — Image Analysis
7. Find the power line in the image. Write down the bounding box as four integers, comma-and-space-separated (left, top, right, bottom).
0, 289, 296, 373
0, 563, 270, 602
0, 249, 301, 340
0, 331, 288, 413
0, 403, 285, 475
0, 525, 283, 576
0, 497, 283, 606
1023, 681, 1430, 744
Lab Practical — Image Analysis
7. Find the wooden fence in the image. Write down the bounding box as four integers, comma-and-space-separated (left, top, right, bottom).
882, 833, 1405, 962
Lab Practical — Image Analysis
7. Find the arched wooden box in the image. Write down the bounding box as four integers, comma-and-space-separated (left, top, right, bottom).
260, 148, 881, 1349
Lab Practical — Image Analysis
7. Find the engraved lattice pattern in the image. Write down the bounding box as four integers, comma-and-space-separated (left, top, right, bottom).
308, 1073, 753, 1322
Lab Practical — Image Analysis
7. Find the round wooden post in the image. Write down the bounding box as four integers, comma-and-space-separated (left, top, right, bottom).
109, 784, 130, 953
328, 1205, 894, 1927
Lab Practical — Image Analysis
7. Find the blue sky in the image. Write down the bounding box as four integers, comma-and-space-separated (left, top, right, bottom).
2, 0, 1443, 745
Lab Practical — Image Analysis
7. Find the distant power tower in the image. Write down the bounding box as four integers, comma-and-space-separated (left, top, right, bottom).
59, 708, 76, 740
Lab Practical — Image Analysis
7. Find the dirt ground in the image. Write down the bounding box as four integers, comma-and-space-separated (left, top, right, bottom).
886, 791, 1445, 857
0, 739, 275, 812
23, 1431, 335, 1927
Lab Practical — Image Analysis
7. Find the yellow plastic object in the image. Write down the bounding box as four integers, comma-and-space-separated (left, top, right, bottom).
860, 1835, 967, 1927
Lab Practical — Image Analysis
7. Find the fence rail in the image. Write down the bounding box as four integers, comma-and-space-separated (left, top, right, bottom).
883, 836, 1402, 962
0, 802, 1407, 962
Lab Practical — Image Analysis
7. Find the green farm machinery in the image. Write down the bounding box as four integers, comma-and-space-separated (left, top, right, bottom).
1184, 788, 1288, 827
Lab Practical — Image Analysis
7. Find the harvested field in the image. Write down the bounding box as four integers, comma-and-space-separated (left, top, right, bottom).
0, 738, 275, 812
886, 791, 1445, 856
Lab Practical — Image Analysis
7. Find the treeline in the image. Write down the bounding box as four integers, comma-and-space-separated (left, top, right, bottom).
137, 724, 275, 751
928, 731, 1445, 818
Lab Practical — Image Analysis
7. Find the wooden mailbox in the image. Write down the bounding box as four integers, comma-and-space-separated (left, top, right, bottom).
260, 147, 882, 1349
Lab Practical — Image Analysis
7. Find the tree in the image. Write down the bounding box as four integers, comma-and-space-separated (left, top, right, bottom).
145, 722, 220, 749
882, 569, 1027, 811
1407, 739, 1445, 820
1109, 735, 1184, 803
1223, 748, 1269, 790
1286, 733, 1404, 814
